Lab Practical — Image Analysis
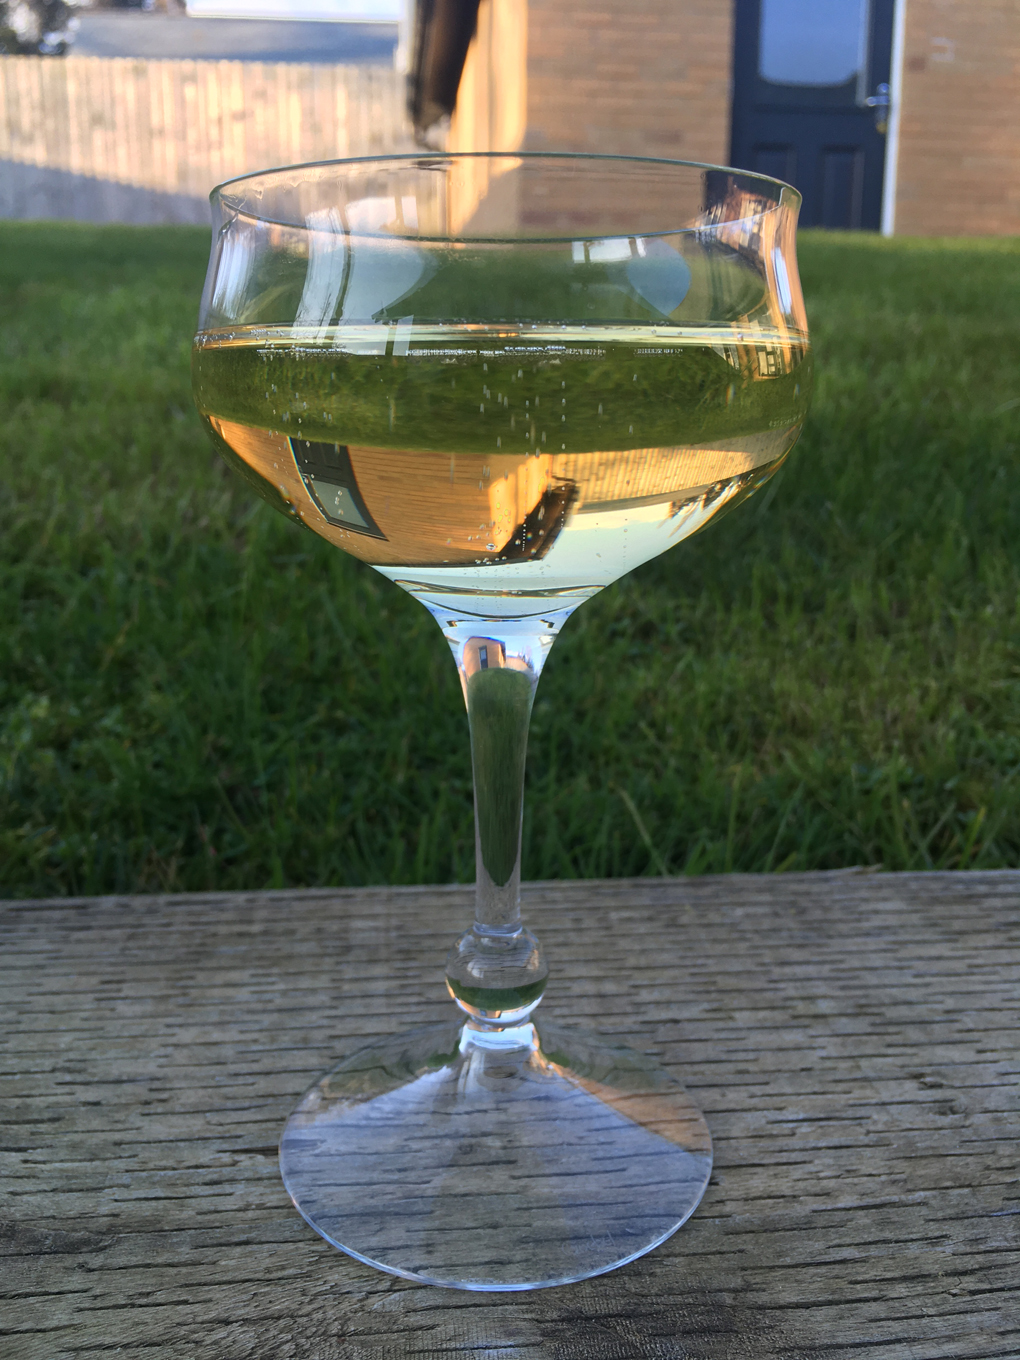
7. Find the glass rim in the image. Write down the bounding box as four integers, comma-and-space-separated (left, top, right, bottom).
209, 151, 802, 243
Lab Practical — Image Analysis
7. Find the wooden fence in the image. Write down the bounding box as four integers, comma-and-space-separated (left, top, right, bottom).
0, 56, 414, 223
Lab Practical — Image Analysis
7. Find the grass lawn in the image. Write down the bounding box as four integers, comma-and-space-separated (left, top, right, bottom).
1, 222, 1019, 896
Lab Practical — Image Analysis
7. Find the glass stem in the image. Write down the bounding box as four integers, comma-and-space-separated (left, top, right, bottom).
438, 614, 567, 1027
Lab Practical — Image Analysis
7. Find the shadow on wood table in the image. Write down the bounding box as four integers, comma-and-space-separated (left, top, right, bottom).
1, 871, 1018, 1359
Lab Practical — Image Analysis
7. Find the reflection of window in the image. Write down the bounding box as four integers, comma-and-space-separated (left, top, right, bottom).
759, 0, 869, 87
290, 440, 386, 538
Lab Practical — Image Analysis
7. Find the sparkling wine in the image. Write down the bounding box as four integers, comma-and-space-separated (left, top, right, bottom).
196, 153, 813, 1292
192, 322, 811, 618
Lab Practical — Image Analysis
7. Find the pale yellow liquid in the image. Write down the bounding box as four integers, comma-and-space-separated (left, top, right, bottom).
193, 322, 811, 618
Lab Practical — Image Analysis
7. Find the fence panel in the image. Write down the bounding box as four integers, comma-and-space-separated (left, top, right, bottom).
0, 55, 414, 223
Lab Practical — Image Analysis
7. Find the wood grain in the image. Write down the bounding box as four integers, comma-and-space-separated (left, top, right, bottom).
0, 57, 413, 225
1, 871, 1018, 1358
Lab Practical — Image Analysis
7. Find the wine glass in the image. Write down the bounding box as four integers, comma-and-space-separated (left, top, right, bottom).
192, 153, 811, 1291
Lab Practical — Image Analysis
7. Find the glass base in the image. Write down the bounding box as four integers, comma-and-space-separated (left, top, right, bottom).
279, 1018, 713, 1291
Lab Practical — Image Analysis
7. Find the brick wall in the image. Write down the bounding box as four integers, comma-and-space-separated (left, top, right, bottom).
896, 0, 1020, 235
524, 0, 733, 163
449, 0, 528, 156
446, 0, 734, 234
447, 0, 1020, 238
448, 0, 733, 165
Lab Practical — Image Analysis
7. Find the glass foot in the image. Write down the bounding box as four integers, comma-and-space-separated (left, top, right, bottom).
280, 1019, 713, 1291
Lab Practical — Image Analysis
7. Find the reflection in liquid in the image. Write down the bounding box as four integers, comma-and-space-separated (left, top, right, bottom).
206, 417, 797, 574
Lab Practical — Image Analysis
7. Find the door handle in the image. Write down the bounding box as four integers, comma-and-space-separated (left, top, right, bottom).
864, 82, 890, 134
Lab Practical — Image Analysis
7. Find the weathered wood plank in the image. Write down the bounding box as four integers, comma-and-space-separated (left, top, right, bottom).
1, 871, 1018, 1359
0, 56, 414, 226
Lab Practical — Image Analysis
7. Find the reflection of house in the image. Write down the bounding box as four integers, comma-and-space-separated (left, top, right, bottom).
410, 0, 1020, 237
207, 418, 795, 566
461, 636, 534, 675
462, 637, 505, 676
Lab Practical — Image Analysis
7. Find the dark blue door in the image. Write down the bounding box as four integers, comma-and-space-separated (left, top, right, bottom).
730, 0, 895, 230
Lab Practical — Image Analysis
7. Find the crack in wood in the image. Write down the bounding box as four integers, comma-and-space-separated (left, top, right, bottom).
1, 872, 1019, 1358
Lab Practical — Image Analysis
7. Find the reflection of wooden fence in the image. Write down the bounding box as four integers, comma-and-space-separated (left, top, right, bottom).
0, 56, 413, 223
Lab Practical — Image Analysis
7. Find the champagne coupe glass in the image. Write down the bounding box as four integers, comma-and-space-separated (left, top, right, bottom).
192, 153, 811, 1291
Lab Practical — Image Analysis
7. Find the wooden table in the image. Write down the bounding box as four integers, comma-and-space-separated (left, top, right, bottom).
2, 872, 1018, 1359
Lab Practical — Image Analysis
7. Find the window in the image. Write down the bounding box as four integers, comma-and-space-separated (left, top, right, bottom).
759, 0, 869, 88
